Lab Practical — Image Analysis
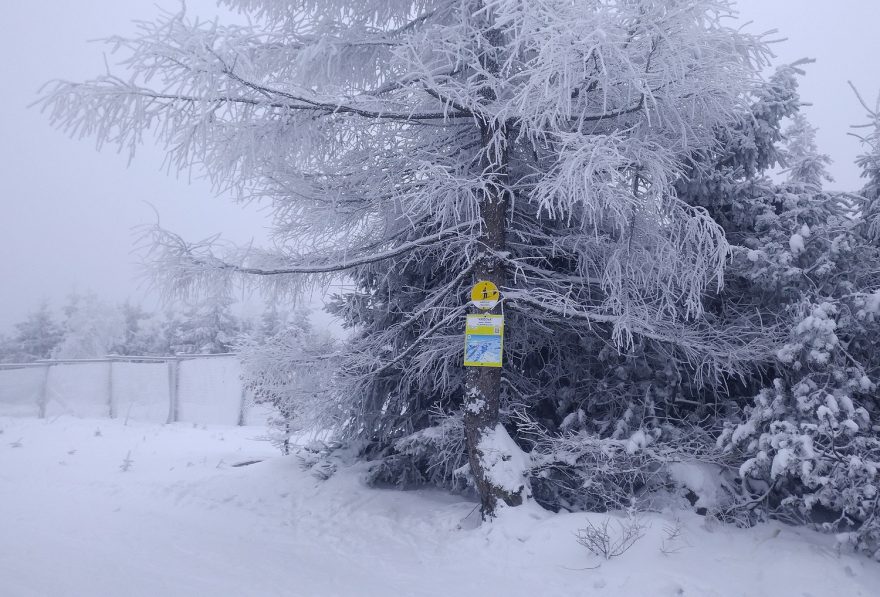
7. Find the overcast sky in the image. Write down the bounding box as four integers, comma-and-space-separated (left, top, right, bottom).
1, 1, 268, 332
1, 1, 879, 332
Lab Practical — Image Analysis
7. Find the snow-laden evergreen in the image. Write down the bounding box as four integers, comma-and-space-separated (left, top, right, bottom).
0, 302, 63, 363
783, 112, 834, 190
170, 293, 241, 355
238, 307, 339, 453
110, 300, 158, 357
853, 88, 880, 243
53, 292, 125, 359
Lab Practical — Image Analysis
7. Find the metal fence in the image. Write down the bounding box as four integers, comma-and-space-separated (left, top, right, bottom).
0, 354, 270, 426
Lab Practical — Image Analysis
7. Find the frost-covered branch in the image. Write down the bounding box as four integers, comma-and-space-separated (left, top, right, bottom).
141, 220, 478, 299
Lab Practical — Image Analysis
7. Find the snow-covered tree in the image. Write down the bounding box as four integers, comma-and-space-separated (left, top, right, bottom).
150, 309, 183, 356
852, 87, 880, 203
53, 292, 125, 359
851, 86, 880, 251
171, 293, 240, 354
0, 302, 63, 362
717, 304, 880, 552
239, 308, 338, 453
256, 300, 286, 340
668, 65, 880, 555
516, 63, 812, 513
42, 0, 773, 515
783, 112, 833, 190
110, 300, 158, 355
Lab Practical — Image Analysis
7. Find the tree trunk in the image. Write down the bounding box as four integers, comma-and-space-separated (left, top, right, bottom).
462, 19, 525, 518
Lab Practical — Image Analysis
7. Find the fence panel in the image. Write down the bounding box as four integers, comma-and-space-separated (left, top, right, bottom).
44, 362, 111, 418
0, 366, 45, 417
177, 356, 244, 425
0, 356, 270, 426
113, 361, 172, 423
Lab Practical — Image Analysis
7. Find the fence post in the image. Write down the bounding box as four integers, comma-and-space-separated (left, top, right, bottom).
238, 385, 248, 427
38, 364, 51, 419
167, 358, 180, 424
107, 361, 115, 418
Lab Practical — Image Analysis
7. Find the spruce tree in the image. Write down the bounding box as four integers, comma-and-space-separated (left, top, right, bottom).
2, 302, 63, 362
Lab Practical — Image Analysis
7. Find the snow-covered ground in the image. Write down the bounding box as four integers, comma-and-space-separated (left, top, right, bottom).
2, 416, 879, 597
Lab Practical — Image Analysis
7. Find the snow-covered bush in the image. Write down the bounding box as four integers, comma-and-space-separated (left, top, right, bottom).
528, 429, 669, 513
519, 395, 729, 514
366, 408, 471, 491
719, 304, 880, 558
576, 514, 646, 560
296, 440, 341, 481
666, 59, 880, 554
238, 312, 339, 454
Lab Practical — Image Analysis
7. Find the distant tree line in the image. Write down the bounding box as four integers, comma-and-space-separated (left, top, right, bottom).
0, 291, 309, 362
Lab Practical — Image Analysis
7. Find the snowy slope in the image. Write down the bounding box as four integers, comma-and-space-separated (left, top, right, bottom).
1, 416, 878, 597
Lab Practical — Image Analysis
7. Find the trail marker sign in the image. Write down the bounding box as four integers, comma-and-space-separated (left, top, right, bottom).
470, 280, 500, 310
464, 314, 504, 368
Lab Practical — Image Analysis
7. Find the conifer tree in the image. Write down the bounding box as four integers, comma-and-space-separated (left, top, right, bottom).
111, 300, 156, 355
852, 87, 880, 202
674, 66, 880, 556
172, 294, 239, 354
0, 302, 63, 362
42, 0, 772, 515
783, 112, 833, 191
53, 292, 125, 359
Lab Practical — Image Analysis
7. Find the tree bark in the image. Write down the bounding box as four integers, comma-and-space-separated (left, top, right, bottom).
462, 19, 523, 518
